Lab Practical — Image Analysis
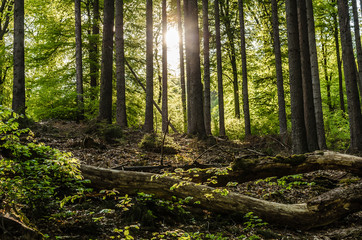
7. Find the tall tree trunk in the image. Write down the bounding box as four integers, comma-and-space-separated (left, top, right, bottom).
115, 0, 127, 127
185, 0, 206, 137
89, 0, 99, 97
321, 35, 333, 112
306, 0, 326, 149
215, 0, 226, 137
337, 0, 362, 152
98, 0, 114, 123
75, 0, 84, 121
184, 0, 192, 132
271, 0, 287, 137
286, 0, 308, 154
332, 0, 345, 112
352, 0, 362, 101
162, 0, 168, 133
238, 0, 251, 136
177, 0, 187, 133
12, 0, 25, 115
202, 0, 211, 135
144, 0, 154, 132
220, 1, 240, 119
297, 0, 319, 152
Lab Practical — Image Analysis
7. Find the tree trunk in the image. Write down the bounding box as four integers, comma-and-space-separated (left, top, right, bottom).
185, 0, 206, 137
297, 0, 319, 152
184, 0, 192, 133
286, 0, 308, 154
352, 0, 362, 101
162, 0, 168, 133
215, 0, 226, 137
98, 0, 114, 123
271, 0, 287, 138
177, 0, 187, 133
306, 0, 326, 150
89, 0, 99, 96
75, 0, 84, 121
202, 0, 212, 135
338, 0, 362, 152
12, 0, 25, 115
321, 35, 333, 112
238, 0, 251, 136
115, 0, 127, 128
144, 0, 154, 132
332, 0, 345, 112
80, 153, 362, 229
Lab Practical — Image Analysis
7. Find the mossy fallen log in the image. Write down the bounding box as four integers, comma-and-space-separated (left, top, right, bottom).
80, 159, 362, 229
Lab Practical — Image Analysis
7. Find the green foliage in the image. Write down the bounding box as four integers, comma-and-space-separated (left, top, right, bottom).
0, 106, 88, 213
325, 110, 350, 150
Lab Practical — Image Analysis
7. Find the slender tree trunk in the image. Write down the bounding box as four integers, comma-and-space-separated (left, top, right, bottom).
215, 0, 226, 137
184, 0, 192, 132
162, 0, 168, 133
306, 0, 326, 149
185, 0, 206, 137
177, 0, 187, 133
337, 0, 362, 152
12, 0, 25, 115
332, 0, 345, 112
75, 0, 84, 121
352, 0, 362, 101
238, 0, 251, 136
1, 1, 12, 105
202, 0, 211, 135
115, 0, 127, 127
89, 0, 99, 97
321, 36, 333, 112
286, 0, 308, 154
297, 0, 319, 152
144, 0, 154, 132
271, 0, 287, 137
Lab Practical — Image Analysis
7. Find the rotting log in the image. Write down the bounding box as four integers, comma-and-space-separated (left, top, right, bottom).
0, 213, 42, 240
80, 163, 362, 229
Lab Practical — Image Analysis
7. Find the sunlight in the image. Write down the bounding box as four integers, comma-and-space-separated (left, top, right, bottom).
166, 26, 180, 72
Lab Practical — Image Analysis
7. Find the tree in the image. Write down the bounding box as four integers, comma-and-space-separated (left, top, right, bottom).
89, 0, 100, 96
271, 0, 287, 137
202, 0, 211, 135
116, 0, 127, 127
162, 0, 168, 133
351, 0, 362, 101
75, 0, 84, 120
12, 0, 25, 115
98, 0, 114, 123
238, 0, 251, 136
144, 0, 154, 132
185, 0, 206, 137
297, 0, 319, 152
337, 0, 362, 151
286, 0, 308, 154
306, 0, 326, 149
215, 0, 226, 137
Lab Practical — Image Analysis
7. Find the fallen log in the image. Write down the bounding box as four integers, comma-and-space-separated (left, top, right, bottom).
80, 163, 362, 229
0, 213, 42, 240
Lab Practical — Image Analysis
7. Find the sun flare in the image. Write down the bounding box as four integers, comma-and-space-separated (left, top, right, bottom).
166, 26, 180, 71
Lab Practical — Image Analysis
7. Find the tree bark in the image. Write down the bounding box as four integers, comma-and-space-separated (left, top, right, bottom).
89, 0, 99, 95
162, 0, 168, 133
115, 0, 127, 128
177, 0, 187, 133
98, 0, 114, 123
202, 0, 212, 135
12, 0, 25, 115
238, 0, 251, 137
215, 0, 226, 137
75, 0, 84, 121
338, 0, 362, 151
286, 0, 308, 154
144, 0, 154, 132
271, 0, 287, 138
80, 153, 362, 229
352, 0, 362, 101
306, 0, 326, 150
297, 0, 319, 152
185, 0, 206, 137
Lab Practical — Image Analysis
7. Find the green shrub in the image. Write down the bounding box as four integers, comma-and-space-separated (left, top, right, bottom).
138, 133, 178, 154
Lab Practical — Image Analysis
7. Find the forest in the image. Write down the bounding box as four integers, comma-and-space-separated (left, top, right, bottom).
0, 0, 362, 239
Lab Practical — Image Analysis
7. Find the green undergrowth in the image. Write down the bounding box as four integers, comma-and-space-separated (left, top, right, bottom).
139, 133, 179, 154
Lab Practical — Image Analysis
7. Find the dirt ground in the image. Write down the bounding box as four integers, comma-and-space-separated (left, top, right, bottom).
29, 120, 362, 239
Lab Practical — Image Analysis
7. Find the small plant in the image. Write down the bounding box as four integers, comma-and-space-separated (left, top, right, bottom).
138, 133, 178, 154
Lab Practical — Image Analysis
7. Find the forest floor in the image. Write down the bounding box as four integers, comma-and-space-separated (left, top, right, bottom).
27, 120, 362, 240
